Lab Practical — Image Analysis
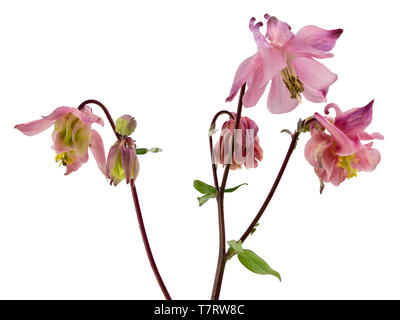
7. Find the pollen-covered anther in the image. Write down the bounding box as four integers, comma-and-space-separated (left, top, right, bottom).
55, 151, 75, 167
337, 154, 359, 179
280, 66, 304, 102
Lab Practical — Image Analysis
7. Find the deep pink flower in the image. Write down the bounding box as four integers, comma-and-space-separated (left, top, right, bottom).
106, 137, 139, 186
304, 101, 383, 188
227, 15, 342, 114
214, 113, 263, 170
15, 106, 106, 175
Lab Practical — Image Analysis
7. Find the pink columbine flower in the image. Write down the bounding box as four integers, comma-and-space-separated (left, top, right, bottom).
304, 101, 383, 190
106, 137, 139, 186
227, 15, 342, 114
15, 106, 106, 175
214, 113, 263, 170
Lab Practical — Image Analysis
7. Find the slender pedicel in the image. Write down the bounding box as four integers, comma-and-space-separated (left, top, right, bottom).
79, 99, 171, 300
211, 84, 246, 300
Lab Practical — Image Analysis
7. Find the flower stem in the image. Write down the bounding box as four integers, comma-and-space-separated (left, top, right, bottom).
130, 181, 172, 300
210, 84, 246, 300
225, 130, 301, 261
78, 99, 171, 299
77, 99, 121, 140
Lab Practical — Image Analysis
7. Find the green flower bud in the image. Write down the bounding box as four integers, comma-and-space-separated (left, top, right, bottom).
115, 115, 137, 136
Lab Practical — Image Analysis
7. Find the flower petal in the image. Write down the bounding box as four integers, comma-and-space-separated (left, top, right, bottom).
226, 54, 261, 103
293, 57, 338, 91
355, 147, 381, 172
15, 118, 54, 136
267, 74, 299, 114
90, 129, 106, 175
359, 131, 384, 141
266, 16, 294, 46
121, 143, 135, 184
334, 100, 373, 137
314, 112, 361, 156
295, 26, 343, 52
72, 106, 104, 126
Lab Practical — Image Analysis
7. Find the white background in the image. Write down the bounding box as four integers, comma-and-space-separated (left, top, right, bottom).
0, 0, 398, 300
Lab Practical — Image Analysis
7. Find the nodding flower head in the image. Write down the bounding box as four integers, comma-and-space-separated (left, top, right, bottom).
106, 137, 139, 186
226, 15, 342, 114
304, 101, 383, 191
213, 113, 263, 170
15, 106, 106, 175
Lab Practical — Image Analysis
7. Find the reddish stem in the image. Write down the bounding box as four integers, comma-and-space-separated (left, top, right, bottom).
130, 181, 172, 300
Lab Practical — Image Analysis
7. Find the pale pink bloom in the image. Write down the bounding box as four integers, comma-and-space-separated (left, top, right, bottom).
214, 113, 263, 170
227, 15, 342, 114
304, 101, 383, 189
106, 137, 139, 186
15, 106, 106, 175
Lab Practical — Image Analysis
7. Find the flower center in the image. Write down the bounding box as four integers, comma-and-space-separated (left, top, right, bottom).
55, 151, 76, 167
337, 154, 359, 179
280, 64, 304, 102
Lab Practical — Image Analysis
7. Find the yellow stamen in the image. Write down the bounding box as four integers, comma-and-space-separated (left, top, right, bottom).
280, 63, 304, 102
337, 154, 359, 179
55, 151, 75, 167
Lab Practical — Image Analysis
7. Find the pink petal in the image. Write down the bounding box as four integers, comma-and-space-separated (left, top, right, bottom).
266, 16, 294, 46
72, 106, 104, 126
15, 118, 54, 136
106, 141, 121, 178
359, 131, 384, 141
302, 84, 328, 103
355, 147, 381, 172
334, 100, 373, 137
90, 129, 106, 175
242, 62, 269, 108
65, 159, 83, 176
314, 112, 361, 156
293, 58, 338, 91
249, 17, 270, 50
132, 156, 140, 182
226, 54, 261, 103
121, 143, 135, 183
295, 26, 343, 52
267, 74, 299, 114
283, 36, 334, 59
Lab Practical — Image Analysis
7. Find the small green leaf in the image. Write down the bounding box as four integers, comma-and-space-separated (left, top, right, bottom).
250, 223, 260, 236
228, 240, 243, 254
197, 193, 216, 206
224, 183, 248, 193
193, 180, 217, 195
136, 147, 163, 155
237, 249, 281, 281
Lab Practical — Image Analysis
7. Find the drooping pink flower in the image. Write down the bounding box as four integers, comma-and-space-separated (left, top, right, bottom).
304, 101, 383, 190
15, 106, 106, 175
227, 15, 342, 114
214, 113, 263, 170
106, 137, 139, 186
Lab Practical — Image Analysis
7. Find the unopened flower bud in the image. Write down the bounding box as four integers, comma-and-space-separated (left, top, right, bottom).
115, 115, 137, 136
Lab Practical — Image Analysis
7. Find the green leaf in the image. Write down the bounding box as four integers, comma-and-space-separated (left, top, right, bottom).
136, 147, 163, 155
193, 180, 217, 195
237, 249, 281, 281
250, 223, 260, 236
224, 183, 248, 193
197, 193, 216, 206
228, 240, 243, 254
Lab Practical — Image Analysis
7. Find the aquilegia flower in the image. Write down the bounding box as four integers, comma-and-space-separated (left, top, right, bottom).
214, 113, 263, 169
227, 15, 342, 114
106, 137, 139, 186
15, 106, 106, 175
304, 101, 383, 190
